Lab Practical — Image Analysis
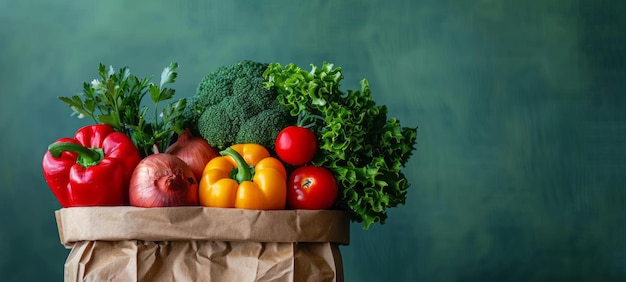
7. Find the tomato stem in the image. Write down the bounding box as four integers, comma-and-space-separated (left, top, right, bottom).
302, 178, 313, 189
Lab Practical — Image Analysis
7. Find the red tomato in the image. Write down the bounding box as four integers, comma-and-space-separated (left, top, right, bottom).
287, 166, 338, 210
275, 126, 318, 166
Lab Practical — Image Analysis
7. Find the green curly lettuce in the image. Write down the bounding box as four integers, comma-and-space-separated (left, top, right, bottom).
263, 62, 418, 229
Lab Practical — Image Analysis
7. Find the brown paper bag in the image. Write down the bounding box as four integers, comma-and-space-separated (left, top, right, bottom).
55, 207, 350, 282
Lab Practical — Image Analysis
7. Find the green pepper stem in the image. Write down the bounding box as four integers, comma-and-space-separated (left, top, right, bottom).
220, 147, 252, 183
48, 142, 105, 168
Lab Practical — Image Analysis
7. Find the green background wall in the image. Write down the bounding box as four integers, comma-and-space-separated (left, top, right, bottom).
2, 0, 625, 281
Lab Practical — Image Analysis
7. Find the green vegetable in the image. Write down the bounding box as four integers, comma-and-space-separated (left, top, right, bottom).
263, 62, 418, 229
183, 60, 295, 150
58, 63, 186, 157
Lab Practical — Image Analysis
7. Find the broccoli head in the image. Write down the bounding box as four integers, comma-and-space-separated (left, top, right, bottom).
187, 60, 296, 151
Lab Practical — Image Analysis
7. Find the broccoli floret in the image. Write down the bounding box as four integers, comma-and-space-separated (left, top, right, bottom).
232, 76, 275, 110
196, 97, 241, 149
236, 103, 292, 150
186, 60, 296, 151
179, 95, 207, 137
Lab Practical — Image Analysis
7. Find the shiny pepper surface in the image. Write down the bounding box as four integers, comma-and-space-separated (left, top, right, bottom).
42, 124, 142, 207
199, 144, 287, 210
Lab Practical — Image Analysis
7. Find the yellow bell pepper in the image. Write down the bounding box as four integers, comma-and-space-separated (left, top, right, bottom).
199, 144, 287, 210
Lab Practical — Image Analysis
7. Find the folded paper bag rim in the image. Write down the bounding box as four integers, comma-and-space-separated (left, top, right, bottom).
55, 206, 350, 247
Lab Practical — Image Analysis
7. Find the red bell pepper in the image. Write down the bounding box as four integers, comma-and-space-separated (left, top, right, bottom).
42, 124, 142, 207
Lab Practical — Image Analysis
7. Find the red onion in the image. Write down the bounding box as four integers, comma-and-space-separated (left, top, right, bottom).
165, 129, 219, 181
129, 153, 199, 207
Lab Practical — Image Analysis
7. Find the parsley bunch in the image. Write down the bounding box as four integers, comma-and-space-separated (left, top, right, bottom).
59, 62, 186, 157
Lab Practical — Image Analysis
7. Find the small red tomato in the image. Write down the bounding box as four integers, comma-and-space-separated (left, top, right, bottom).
287, 166, 338, 210
275, 126, 318, 166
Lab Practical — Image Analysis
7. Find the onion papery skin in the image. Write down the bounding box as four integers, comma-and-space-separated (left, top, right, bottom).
129, 153, 199, 207
165, 129, 219, 181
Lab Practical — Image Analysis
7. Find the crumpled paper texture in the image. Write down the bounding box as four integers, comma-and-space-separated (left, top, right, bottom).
56, 207, 350, 282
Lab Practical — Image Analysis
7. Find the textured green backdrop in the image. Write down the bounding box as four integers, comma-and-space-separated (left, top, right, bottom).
2, 0, 625, 281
